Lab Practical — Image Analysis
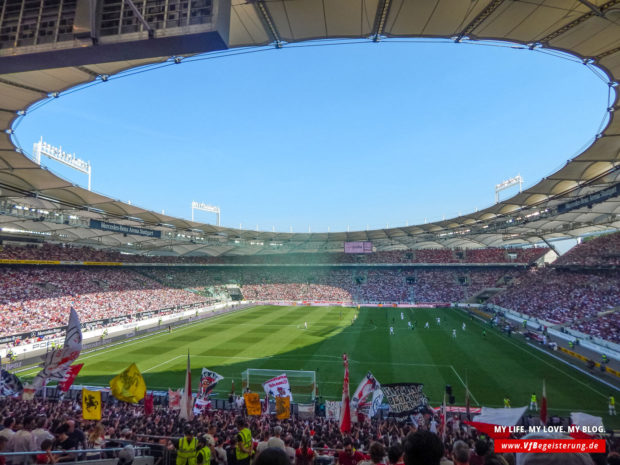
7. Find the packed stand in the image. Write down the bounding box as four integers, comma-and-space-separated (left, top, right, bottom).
143, 267, 520, 305
491, 268, 620, 341
0, 243, 548, 265
0, 267, 207, 338
554, 232, 620, 267
1, 396, 610, 465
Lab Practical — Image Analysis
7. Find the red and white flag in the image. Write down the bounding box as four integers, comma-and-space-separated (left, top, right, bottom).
57, 363, 83, 392
540, 379, 547, 425
33, 308, 82, 390
179, 351, 193, 421
466, 406, 528, 439
340, 353, 351, 433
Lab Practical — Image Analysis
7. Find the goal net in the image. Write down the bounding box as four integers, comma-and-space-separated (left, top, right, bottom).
241, 368, 316, 404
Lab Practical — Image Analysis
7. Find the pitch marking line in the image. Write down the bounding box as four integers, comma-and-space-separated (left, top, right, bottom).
465, 312, 609, 399
450, 365, 480, 406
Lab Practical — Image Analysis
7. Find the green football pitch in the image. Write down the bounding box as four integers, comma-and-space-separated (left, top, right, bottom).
20, 305, 619, 427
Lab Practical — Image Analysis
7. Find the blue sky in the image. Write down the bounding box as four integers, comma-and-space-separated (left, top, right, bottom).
15, 39, 610, 233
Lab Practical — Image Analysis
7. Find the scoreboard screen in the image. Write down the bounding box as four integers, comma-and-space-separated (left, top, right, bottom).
344, 241, 373, 254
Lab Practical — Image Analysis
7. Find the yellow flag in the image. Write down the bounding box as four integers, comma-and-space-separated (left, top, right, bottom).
82, 389, 102, 420
109, 363, 146, 403
276, 396, 290, 420
244, 393, 261, 416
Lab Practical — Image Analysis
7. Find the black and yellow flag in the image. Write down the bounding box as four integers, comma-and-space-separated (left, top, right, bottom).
244, 392, 261, 416
110, 363, 146, 403
276, 396, 290, 420
82, 389, 102, 420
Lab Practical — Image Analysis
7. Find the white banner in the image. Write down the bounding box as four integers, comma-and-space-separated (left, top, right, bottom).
193, 397, 212, 415
351, 372, 382, 419
326, 400, 341, 420
262, 374, 293, 401
32, 308, 82, 390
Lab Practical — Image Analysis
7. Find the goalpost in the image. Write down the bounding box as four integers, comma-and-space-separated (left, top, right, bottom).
241, 368, 317, 404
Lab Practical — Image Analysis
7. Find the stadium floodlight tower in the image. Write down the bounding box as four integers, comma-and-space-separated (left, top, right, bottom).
33, 137, 92, 190
495, 175, 523, 204
191, 201, 221, 226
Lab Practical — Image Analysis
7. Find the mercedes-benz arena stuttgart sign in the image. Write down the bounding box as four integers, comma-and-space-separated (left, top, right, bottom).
0, 0, 619, 257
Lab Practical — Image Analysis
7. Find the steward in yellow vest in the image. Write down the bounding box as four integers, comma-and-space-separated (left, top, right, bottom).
196, 436, 211, 465
176, 427, 198, 465
235, 416, 253, 465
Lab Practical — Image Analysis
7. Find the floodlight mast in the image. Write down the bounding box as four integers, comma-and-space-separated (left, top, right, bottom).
33, 137, 92, 190
495, 175, 523, 204
191, 201, 221, 226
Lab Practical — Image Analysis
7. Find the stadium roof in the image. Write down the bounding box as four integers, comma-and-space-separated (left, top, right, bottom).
0, 0, 619, 256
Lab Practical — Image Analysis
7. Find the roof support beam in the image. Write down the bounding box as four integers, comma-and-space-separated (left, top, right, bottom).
538, 0, 620, 45
123, 0, 154, 38
255, 0, 282, 47
455, 0, 504, 42
371, 0, 392, 42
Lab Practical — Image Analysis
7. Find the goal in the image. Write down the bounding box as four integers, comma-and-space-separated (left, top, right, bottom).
241, 368, 317, 404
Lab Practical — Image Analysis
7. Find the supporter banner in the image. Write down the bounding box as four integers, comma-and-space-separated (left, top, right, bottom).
0, 259, 60, 265
168, 389, 181, 410
298, 403, 315, 420
0, 369, 23, 396
351, 372, 382, 419
82, 388, 102, 420
326, 400, 341, 420
200, 368, 224, 398
90, 219, 162, 238
382, 383, 428, 416
110, 363, 146, 403
32, 308, 83, 390
244, 393, 261, 416
262, 374, 293, 401
276, 396, 291, 420
57, 363, 83, 392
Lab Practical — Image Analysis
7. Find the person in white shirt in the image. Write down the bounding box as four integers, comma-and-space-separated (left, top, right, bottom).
8, 416, 34, 465
31, 417, 54, 450
0, 418, 16, 442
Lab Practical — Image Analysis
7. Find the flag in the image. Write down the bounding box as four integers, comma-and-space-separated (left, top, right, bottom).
570, 412, 604, 439
32, 308, 82, 390
262, 374, 293, 401
340, 353, 351, 433
244, 392, 262, 416
381, 383, 428, 416
179, 351, 193, 420
0, 368, 23, 396
465, 406, 528, 439
109, 363, 146, 403
82, 389, 102, 420
199, 368, 223, 399
440, 393, 447, 442
168, 389, 181, 410
193, 397, 212, 415
351, 372, 381, 419
369, 388, 384, 418
276, 396, 290, 420
144, 392, 154, 416
57, 364, 83, 392
540, 379, 547, 425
